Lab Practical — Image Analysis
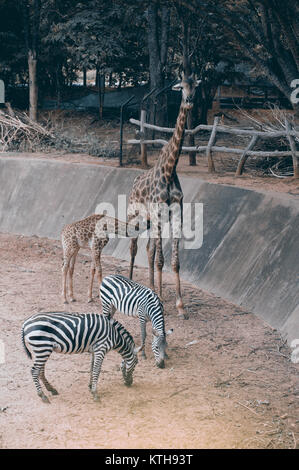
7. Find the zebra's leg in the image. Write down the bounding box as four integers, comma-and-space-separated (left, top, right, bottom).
101, 299, 116, 318
108, 305, 116, 318
68, 248, 79, 302
31, 354, 52, 403
129, 237, 138, 280
139, 318, 147, 360
89, 348, 106, 402
146, 237, 156, 291
88, 353, 94, 390
40, 363, 58, 396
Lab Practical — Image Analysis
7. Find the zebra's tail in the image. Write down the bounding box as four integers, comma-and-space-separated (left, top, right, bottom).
21, 327, 32, 360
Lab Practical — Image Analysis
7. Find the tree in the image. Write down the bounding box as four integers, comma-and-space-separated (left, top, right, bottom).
222, 0, 298, 111
0, 1, 26, 88
171, 2, 239, 164
47, 0, 149, 117
177, 0, 299, 113
146, 1, 170, 127
22, 0, 41, 121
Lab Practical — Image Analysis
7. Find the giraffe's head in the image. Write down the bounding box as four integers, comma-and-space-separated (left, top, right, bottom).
172, 74, 201, 110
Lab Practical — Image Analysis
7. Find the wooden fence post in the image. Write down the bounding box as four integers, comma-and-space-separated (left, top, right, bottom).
206, 116, 219, 173
140, 109, 149, 168
235, 135, 258, 176
285, 118, 299, 179
127, 116, 299, 174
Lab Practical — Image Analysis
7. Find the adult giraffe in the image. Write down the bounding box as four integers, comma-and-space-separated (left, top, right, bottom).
127, 74, 201, 319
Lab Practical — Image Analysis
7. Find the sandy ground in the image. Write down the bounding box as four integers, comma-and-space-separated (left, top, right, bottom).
0, 232, 298, 449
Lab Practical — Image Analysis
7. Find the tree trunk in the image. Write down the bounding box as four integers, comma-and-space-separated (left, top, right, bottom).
147, 2, 169, 128
98, 73, 105, 120
56, 64, 62, 109
28, 50, 38, 121
22, 0, 40, 122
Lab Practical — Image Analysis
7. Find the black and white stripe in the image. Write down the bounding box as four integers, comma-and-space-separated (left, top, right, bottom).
100, 275, 172, 368
22, 311, 139, 403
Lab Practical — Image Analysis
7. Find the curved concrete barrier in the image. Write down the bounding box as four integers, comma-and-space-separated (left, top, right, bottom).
0, 156, 298, 343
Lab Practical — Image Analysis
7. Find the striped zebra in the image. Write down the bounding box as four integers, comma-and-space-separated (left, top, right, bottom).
21, 311, 140, 403
100, 274, 173, 369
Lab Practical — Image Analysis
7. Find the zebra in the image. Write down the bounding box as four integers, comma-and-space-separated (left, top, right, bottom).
100, 274, 173, 369
21, 311, 140, 403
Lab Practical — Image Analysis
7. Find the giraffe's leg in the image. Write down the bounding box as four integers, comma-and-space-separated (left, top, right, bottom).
89, 237, 108, 303
146, 237, 156, 291
171, 238, 188, 319
155, 228, 164, 300
62, 253, 72, 304
88, 261, 96, 303
129, 237, 138, 280
68, 248, 79, 302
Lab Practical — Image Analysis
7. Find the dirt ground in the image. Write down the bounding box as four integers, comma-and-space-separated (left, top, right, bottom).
0, 232, 298, 449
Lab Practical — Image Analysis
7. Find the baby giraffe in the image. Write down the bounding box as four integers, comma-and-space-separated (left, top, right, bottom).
61, 214, 135, 304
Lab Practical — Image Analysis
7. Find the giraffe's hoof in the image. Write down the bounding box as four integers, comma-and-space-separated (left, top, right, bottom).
178, 313, 189, 320
88, 298, 93, 304
176, 301, 188, 319
63, 300, 69, 305
70, 297, 76, 303
177, 307, 189, 319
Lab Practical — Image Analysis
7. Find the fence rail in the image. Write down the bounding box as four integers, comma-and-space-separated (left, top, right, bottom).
128, 116, 299, 178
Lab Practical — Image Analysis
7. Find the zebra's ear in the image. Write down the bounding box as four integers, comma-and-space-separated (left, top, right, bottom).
166, 328, 174, 336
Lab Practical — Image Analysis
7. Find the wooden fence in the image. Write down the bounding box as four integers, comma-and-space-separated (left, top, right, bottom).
128, 115, 299, 178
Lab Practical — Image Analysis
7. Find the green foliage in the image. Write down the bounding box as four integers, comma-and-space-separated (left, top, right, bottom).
45, 0, 148, 83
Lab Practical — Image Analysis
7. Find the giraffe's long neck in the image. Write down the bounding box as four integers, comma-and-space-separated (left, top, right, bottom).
158, 103, 189, 182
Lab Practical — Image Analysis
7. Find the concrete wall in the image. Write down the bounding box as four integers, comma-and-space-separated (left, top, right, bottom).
0, 156, 298, 343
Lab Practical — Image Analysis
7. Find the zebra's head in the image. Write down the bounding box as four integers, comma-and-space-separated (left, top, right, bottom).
152, 328, 173, 368
111, 318, 139, 386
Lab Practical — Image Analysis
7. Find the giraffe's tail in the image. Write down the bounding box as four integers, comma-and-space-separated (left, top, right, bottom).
95, 216, 140, 238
